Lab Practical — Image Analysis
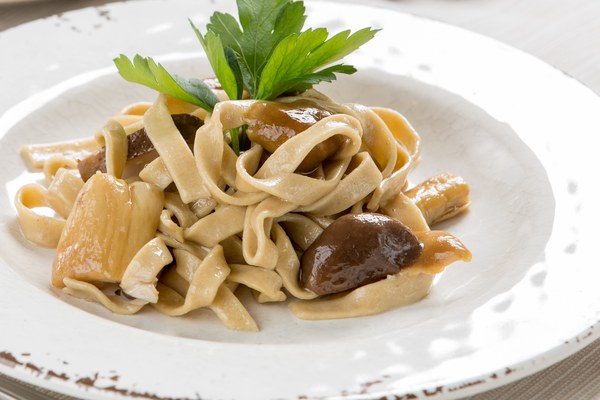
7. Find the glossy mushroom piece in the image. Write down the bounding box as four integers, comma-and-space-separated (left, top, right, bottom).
244, 100, 346, 173
77, 114, 203, 181
300, 213, 423, 295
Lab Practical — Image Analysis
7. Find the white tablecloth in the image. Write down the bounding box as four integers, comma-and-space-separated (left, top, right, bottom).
1, 1, 599, 399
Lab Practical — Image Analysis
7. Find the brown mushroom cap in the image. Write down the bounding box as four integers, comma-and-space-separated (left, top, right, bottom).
244, 100, 346, 173
77, 114, 202, 182
300, 213, 423, 295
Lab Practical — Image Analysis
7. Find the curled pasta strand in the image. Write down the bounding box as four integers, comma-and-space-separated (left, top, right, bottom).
104, 115, 144, 135
367, 159, 414, 212
20, 138, 99, 170
219, 235, 246, 265
344, 105, 420, 210
95, 120, 128, 179
145, 94, 209, 203
371, 107, 420, 160
153, 245, 230, 316
253, 114, 362, 176
156, 233, 210, 267
271, 223, 318, 300
221, 142, 242, 189
63, 278, 146, 315
139, 157, 173, 190
346, 104, 399, 178
234, 116, 364, 206
378, 192, 430, 232
159, 209, 185, 243
190, 197, 217, 219
228, 264, 285, 301
120, 101, 152, 116
45, 169, 84, 219
185, 204, 246, 248
275, 213, 323, 251
194, 102, 269, 206
172, 249, 197, 283
289, 272, 435, 320
236, 150, 351, 206
14, 184, 65, 248
157, 193, 200, 242
242, 197, 296, 269
234, 145, 264, 194
209, 285, 258, 332
42, 156, 78, 185
296, 152, 382, 216
120, 237, 173, 303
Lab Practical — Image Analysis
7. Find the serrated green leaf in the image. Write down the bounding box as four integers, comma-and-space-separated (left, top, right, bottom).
206, 12, 244, 54
114, 54, 218, 111
208, 0, 306, 97
173, 75, 221, 109
190, 20, 241, 101
255, 28, 328, 98
309, 28, 379, 67
224, 47, 244, 100
282, 64, 357, 94
114, 0, 379, 157
256, 25, 378, 99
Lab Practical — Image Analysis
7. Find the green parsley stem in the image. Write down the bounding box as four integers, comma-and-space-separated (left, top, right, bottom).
230, 127, 240, 155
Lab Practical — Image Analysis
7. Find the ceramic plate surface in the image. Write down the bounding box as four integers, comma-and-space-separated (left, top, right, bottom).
1, 1, 599, 399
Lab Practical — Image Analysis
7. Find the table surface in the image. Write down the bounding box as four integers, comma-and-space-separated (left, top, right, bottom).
1, 1, 600, 399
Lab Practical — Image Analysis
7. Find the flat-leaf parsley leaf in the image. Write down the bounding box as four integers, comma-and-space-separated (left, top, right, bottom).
113, 0, 378, 152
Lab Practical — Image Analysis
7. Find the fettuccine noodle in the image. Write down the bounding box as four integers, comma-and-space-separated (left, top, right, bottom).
15, 89, 471, 331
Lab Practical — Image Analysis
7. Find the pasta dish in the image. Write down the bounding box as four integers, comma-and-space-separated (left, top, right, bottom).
13, 0, 471, 332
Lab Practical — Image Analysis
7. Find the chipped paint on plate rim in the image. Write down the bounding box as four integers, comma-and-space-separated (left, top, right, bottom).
1, 0, 600, 399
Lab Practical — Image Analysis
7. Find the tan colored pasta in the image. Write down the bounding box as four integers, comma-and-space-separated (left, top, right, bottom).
289, 230, 472, 320
208, 285, 259, 332
46, 169, 84, 219
42, 156, 78, 185
63, 278, 147, 315
144, 94, 209, 203
14, 184, 65, 248
15, 88, 471, 331
154, 246, 230, 316
271, 223, 318, 300
139, 156, 173, 189
120, 237, 173, 303
289, 272, 435, 320
95, 120, 128, 179
184, 204, 246, 247
20, 138, 100, 170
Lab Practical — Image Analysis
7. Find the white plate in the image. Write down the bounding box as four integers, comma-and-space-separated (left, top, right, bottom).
1, 1, 599, 399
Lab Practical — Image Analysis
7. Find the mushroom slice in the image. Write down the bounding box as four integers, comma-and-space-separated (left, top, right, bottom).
406, 173, 470, 226
52, 173, 164, 287
77, 114, 203, 181
300, 213, 423, 296
244, 100, 345, 173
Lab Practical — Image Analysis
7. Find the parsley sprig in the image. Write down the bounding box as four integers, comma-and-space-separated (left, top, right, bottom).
114, 0, 378, 152
114, 55, 219, 111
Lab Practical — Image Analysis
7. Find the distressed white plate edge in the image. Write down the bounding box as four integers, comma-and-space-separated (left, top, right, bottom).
1, 0, 600, 399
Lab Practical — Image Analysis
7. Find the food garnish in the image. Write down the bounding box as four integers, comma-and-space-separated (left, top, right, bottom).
114, 0, 378, 153
15, 0, 472, 331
